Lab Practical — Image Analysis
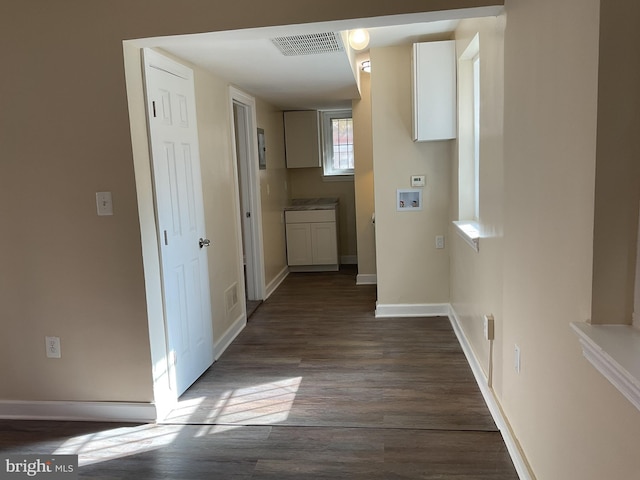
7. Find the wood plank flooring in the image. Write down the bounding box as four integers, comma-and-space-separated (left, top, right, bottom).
0, 268, 518, 479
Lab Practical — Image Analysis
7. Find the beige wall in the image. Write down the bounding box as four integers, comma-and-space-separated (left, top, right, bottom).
451, 16, 505, 389
496, 0, 640, 478
0, 24, 154, 402
353, 67, 376, 278
371, 45, 451, 306
451, 3, 640, 478
195, 69, 245, 340
255, 99, 289, 286
288, 170, 357, 260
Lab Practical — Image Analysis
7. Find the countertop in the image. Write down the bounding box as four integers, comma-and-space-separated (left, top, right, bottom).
284, 198, 339, 211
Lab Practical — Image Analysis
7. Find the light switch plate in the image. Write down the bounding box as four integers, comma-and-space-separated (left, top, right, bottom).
411, 175, 426, 187
96, 192, 113, 216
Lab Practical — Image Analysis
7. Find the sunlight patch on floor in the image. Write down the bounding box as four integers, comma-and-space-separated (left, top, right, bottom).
50, 378, 302, 466
52, 397, 207, 466
52, 424, 183, 466
197, 377, 303, 428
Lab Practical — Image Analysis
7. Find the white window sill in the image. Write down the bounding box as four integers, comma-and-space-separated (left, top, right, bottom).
322, 174, 354, 183
571, 322, 640, 412
453, 221, 480, 252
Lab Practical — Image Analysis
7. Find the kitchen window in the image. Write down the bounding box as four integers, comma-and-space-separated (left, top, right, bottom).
321, 110, 354, 177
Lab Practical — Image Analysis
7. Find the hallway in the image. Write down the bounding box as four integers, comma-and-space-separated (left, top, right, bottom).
0, 269, 518, 478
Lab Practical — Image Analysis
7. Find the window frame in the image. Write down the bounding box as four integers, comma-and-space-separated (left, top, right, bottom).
472, 52, 480, 221
454, 34, 481, 251
321, 109, 354, 177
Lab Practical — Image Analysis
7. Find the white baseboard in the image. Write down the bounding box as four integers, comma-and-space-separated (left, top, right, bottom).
341, 255, 358, 265
0, 400, 157, 423
375, 303, 449, 318
265, 266, 288, 300
214, 313, 246, 361
356, 274, 377, 285
448, 305, 533, 480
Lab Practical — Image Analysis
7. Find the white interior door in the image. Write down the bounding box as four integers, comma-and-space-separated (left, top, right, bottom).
144, 49, 214, 396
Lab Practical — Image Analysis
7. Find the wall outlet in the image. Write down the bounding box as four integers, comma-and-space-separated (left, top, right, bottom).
435, 235, 445, 249
45, 336, 61, 358
483, 314, 495, 340
514, 344, 521, 373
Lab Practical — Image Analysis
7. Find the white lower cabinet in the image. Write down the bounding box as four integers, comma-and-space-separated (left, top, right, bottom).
285, 209, 338, 270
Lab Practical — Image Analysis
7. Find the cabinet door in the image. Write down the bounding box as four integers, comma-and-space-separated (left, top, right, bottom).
311, 222, 338, 265
284, 111, 321, 168
412, 40, 457, 142
286, 223, 313, 265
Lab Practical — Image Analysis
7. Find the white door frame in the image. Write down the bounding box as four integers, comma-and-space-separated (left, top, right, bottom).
229, 86, 265, 301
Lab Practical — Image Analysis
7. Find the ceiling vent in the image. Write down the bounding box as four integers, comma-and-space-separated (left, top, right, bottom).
271, 32, 344, 56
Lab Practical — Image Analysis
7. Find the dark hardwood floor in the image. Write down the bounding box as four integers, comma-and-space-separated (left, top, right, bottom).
0, 268, 518, 479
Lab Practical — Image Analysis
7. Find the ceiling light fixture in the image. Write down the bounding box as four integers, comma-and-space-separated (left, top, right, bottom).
361, 60, 371, 73
348, 29, 370, 51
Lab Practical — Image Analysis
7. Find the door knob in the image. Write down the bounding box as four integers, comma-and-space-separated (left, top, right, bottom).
199, 238, 211, 248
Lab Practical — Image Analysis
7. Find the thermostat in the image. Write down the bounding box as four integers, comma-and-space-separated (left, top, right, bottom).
411, 175, 426, 187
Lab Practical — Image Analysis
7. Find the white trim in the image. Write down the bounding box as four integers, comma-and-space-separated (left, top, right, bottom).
214, 313, 246, 361
341, 255, 358, 265
453, 220, 480, 252
265, 267, 289, 299
143, 48, 191, 80
449, 306, 533, 480
289, 265, 339, 273
634, 200, 640, 330
229, 86, 266, 301
570, 322, 640, 412
375, 303, 449, 318
0, 400, 157, 423
321, 109, 354, 177
356, 274, 377, 285
321, 174, 354, 183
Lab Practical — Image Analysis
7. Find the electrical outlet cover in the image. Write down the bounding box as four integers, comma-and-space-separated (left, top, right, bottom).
45, 336, 61, 358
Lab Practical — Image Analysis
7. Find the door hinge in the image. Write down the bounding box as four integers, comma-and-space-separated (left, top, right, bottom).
152, 101, 157, 118
164, 230, 168, 245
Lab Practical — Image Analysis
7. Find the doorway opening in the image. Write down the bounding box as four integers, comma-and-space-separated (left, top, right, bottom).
230, 88, 266, 316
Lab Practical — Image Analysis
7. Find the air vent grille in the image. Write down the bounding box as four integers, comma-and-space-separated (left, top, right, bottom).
271, 32, 344, 56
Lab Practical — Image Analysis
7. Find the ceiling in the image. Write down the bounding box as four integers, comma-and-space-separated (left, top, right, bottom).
133, 6, 502, 110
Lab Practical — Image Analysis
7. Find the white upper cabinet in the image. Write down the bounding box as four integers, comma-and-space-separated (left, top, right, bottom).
284, 110, 321, 168
412, 40, 457, 142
